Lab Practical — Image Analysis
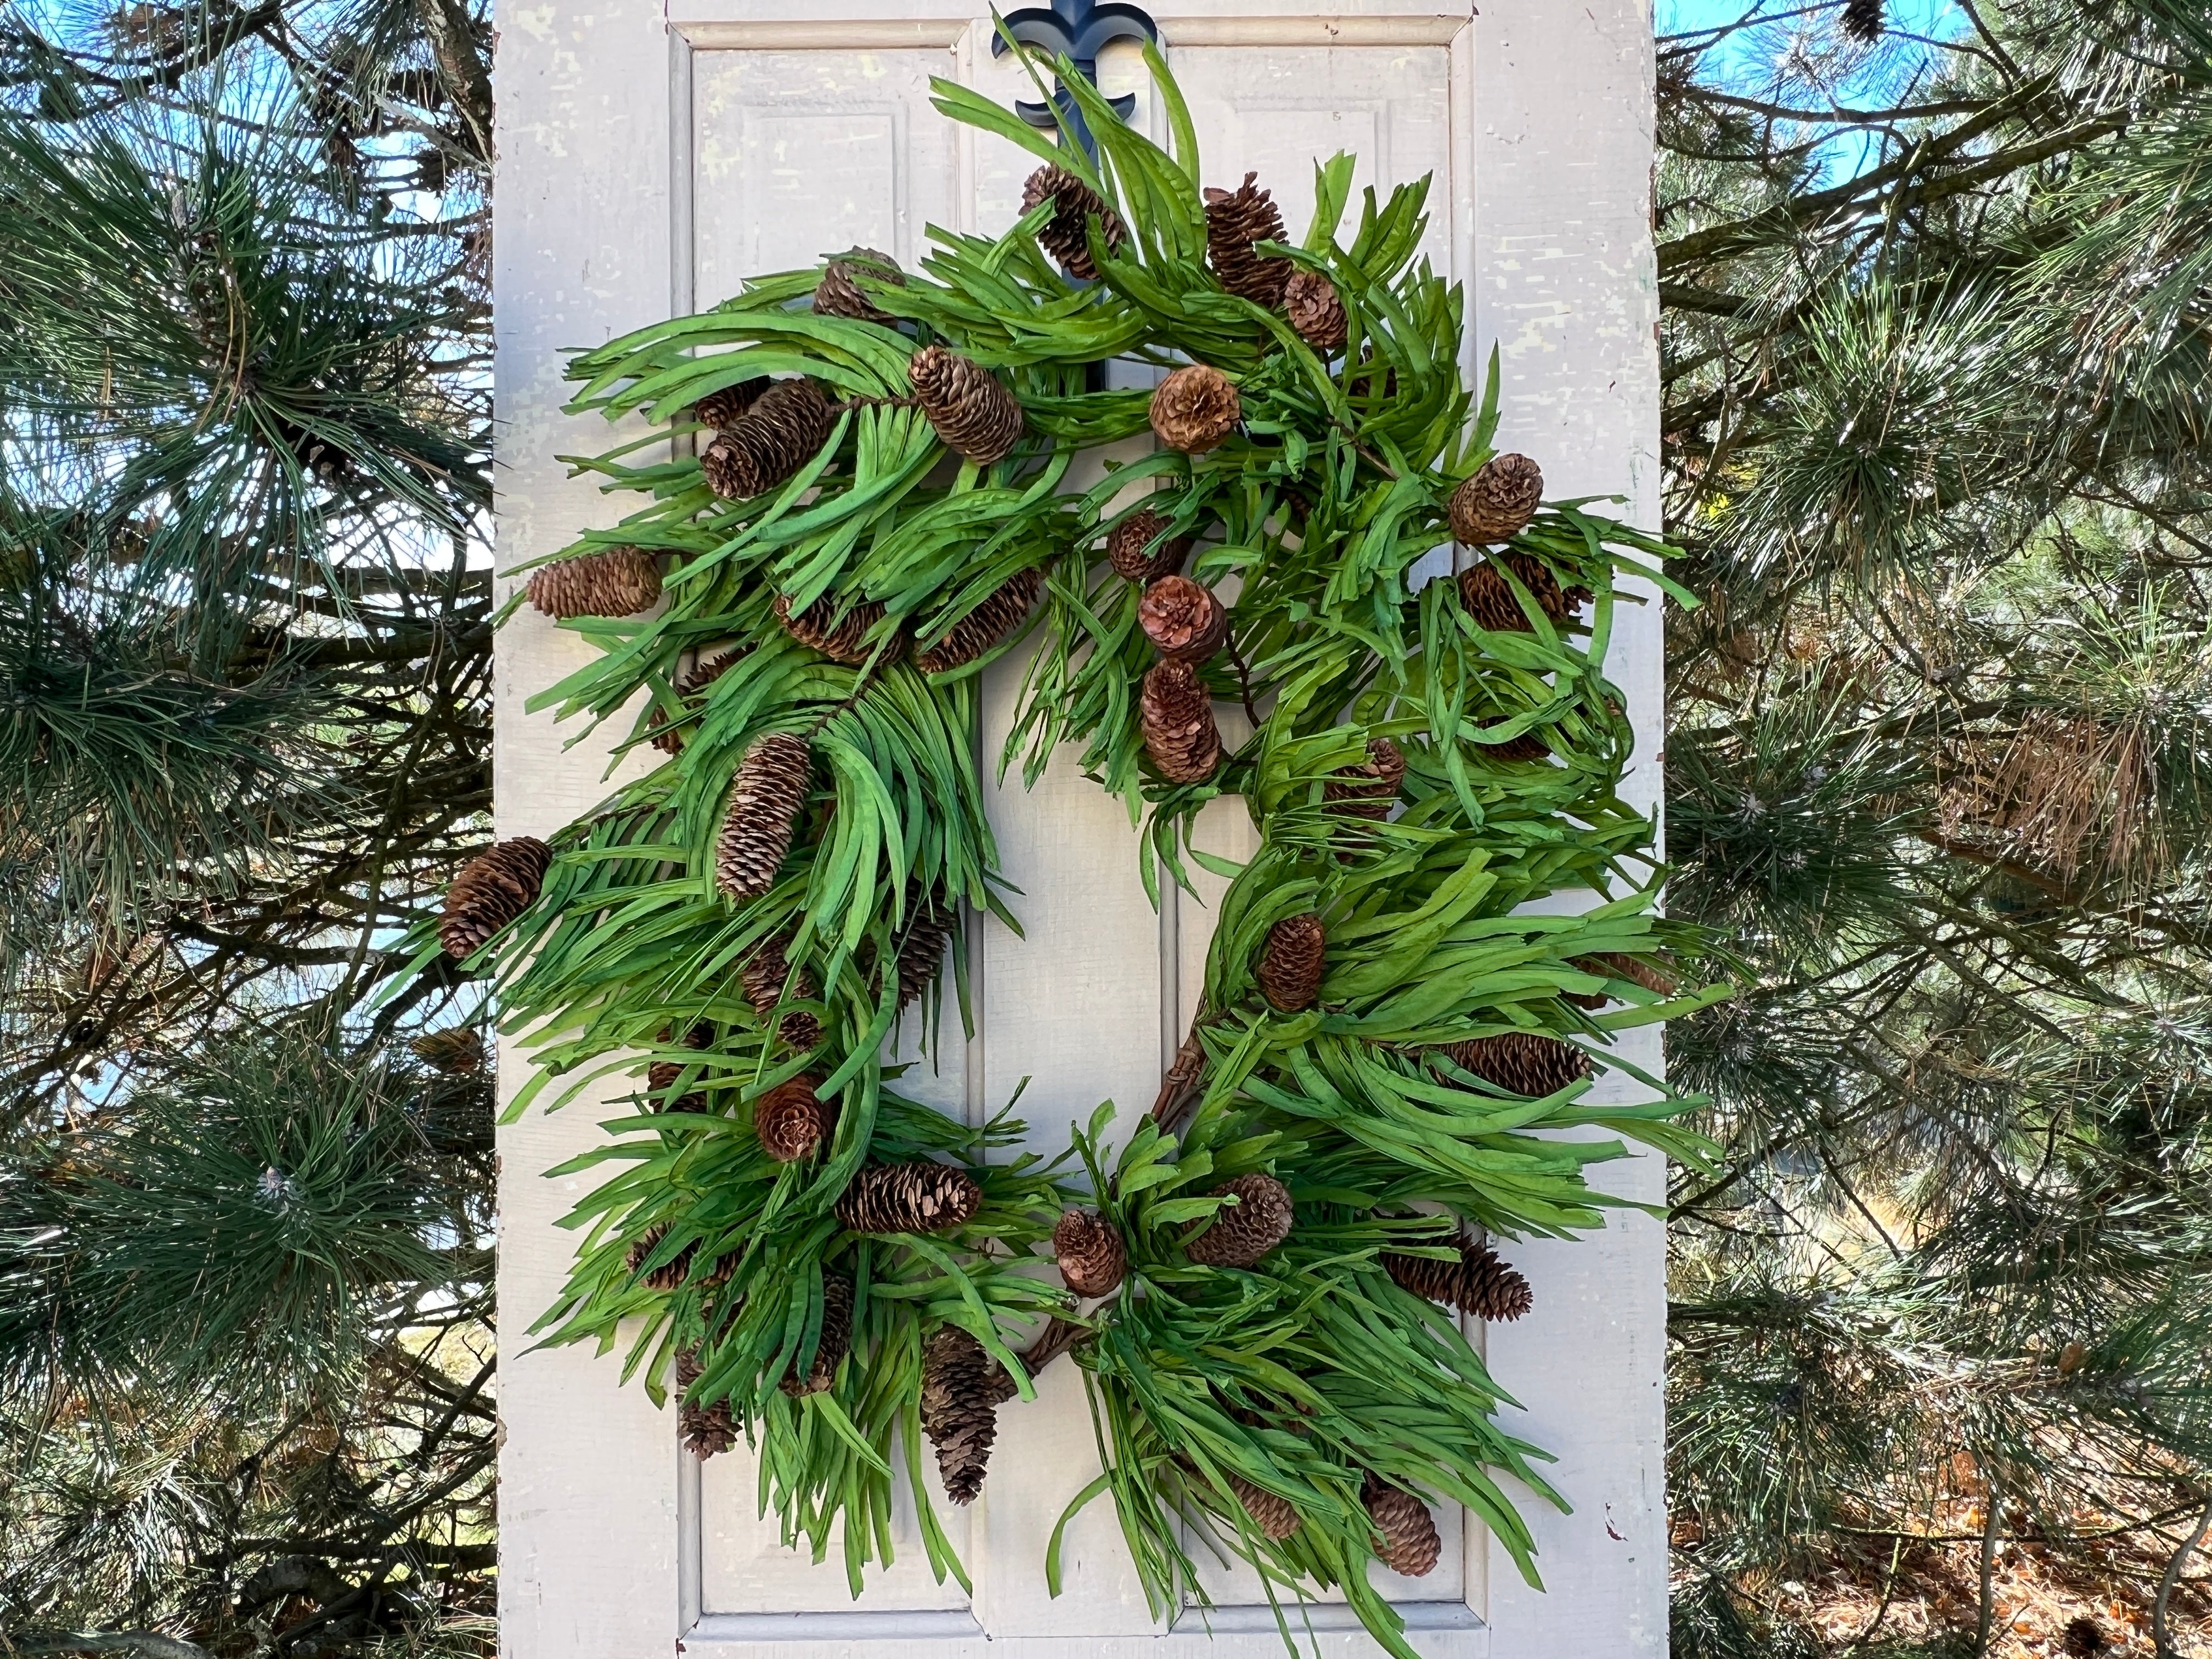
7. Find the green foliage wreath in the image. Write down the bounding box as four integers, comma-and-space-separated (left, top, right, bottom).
447, 46, 1727, 1659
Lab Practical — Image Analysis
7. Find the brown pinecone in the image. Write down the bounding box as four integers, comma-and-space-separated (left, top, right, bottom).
1284, 267, 1348, 354
1187, 1172, 1294, 1268
740, 932, 823, 1049
626, 1222, 731, 1293
1150, 364, 1241, 454
836, 1163, 984, 1234
892, 893, 958, 1011
1566, 952, 1679, 1008
1432, 1032, 1591, 1097
814, 247, 904, 324
439, 837, 552, 960
772, 590, 895, 666
702, 379, 837, 500
1477, 729, 1552, 764
410, 1028, 484, 1075
1227, 1473, 1302, 1542
2061, 1617, 2107, 1657
1383, 1234, 1533, 1322
714, 732, 812, 901
1140, 658, 1222, 785
1363, 1476, 1442, 1577
1458, 551, 1583, 633
525, 547, 662, 620
777, 1274, 855, 1396
692, 377, 769, 432
921, 1325, 1018, 1504
915, 567, 1042, 673
646, 1059, 708, 1115
1323, 737, 1406, 822
1841, 0, 1884, 41
1254, 913, 1326, 1013
1021, 163, 1125, 280
1053, 1208, 1127, 1298
1449, 453, 1545, 545
1204, 172, 1290, 308
909, 344, 1024, 466
1138, 574, 1228, 663
755, 1075, 836, 1163
675, 1348, 738, 1459
648, 647, 746, 755
1106, 506, 1190, 583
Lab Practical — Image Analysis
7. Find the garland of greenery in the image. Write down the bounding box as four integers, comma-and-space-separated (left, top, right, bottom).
454, 46, 1728, 1658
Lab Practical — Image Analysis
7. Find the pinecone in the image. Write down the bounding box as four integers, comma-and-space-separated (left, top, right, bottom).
1363, 1476, 1441, 1577
1382, 1234, 1533, 1322
1284, 267, 1348, 354
1106, 506, 1190, 583
675, 1348, 738, 1459
836, 1163, 984, 1234
1204, 172, 1290, 308
892, 892, 958, 1011
1053, 1208, 1127, 1298
525, 547, 662, 620
646, 1059, 708, 1115
814, 247, 904, 324
740, 932, 823, 1049
1448, 453, 1545, 545
626, 1222, 731, 1292
755, 1075, 837, 1163
1254, 913, 1326, 1013
1432, 1032, 1591, 1097
1150, 364, 1242, 454
2061, 1617, 2107, 1657
1187, 1172, 1294, 1268
1021, 163, 1125, 280
701, 379, 837, 500
1323, 737, 1406, 822
1138, 574, 1229, 663
777, 1274, 855, 1396
920, 1325, 1019, 1504
1566, 952, 1679, 1007
714, 732, 812, 901
1227, 1473, 1302, 1542
909, 344, 1024, 466
439, 837, 552, 960
1140, 659, 1222, 785
410, 1027, 484, 1075
1476, 730, 1552, 764
1458, 551, 1584, 632
691, 377, 768, 432
648, 647, 746, 755
1840, 0, 1883, 41
914, 567, 1042, 673
772, 590, 895, 666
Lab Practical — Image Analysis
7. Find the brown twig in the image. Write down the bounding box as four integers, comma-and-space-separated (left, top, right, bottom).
1018, 1316, 1089, 1378
1220, 632, 1262, 729
1150, 1028, 1209, 1127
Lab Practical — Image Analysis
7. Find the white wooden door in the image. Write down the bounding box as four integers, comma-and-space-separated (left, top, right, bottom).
492, 3, 1668, 1656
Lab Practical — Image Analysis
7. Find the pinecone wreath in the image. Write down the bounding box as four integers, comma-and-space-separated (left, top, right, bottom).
891, 892, 958, 1010
1022, 163, 1126, 280
648, 646, 746, 755
772, 591, 895, 666
1362, 1476, 1442, 1577
1150, 364, 1242, 454
814, 247, 904, 324
1227, 1474, 1302, 1542
702, 379, 837, 499
1448, 453, 1545, 545
1458, 551, 1585, 633
1383, 1234, 1533, 1322
913, 567, 1043, 673
1255, 913, 1327, 1012
1323, 737, 1406, 822
1106, 506, 1190, 583
675, 1348, 738, 1460
646, 1060, 707, 1115
439, 837, 552, 960
777, 1274, 855, 1396
836, 1163, 984, 1233
1139, 659, 1222, 784
1187, 1173, 1294, 1267
1432, 1032, 1592, 1097
1840, 0, 1884, 41
920, 1325, 1020, 1504
691, 377, 768, 432
714, 732, 812, 901
909, 344, 1024, 466
1284, 267, 1348, 355
525, 546, 662, 620
1053, 1207, 1127, 1297
1204, 172, 1290, 308
1138, 574, 1228, 662
740, 932, 823, 1049
754, 1075, 837, 1163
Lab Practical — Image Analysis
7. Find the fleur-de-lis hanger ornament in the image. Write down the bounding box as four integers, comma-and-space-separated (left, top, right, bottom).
991, 0, 1158, 163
